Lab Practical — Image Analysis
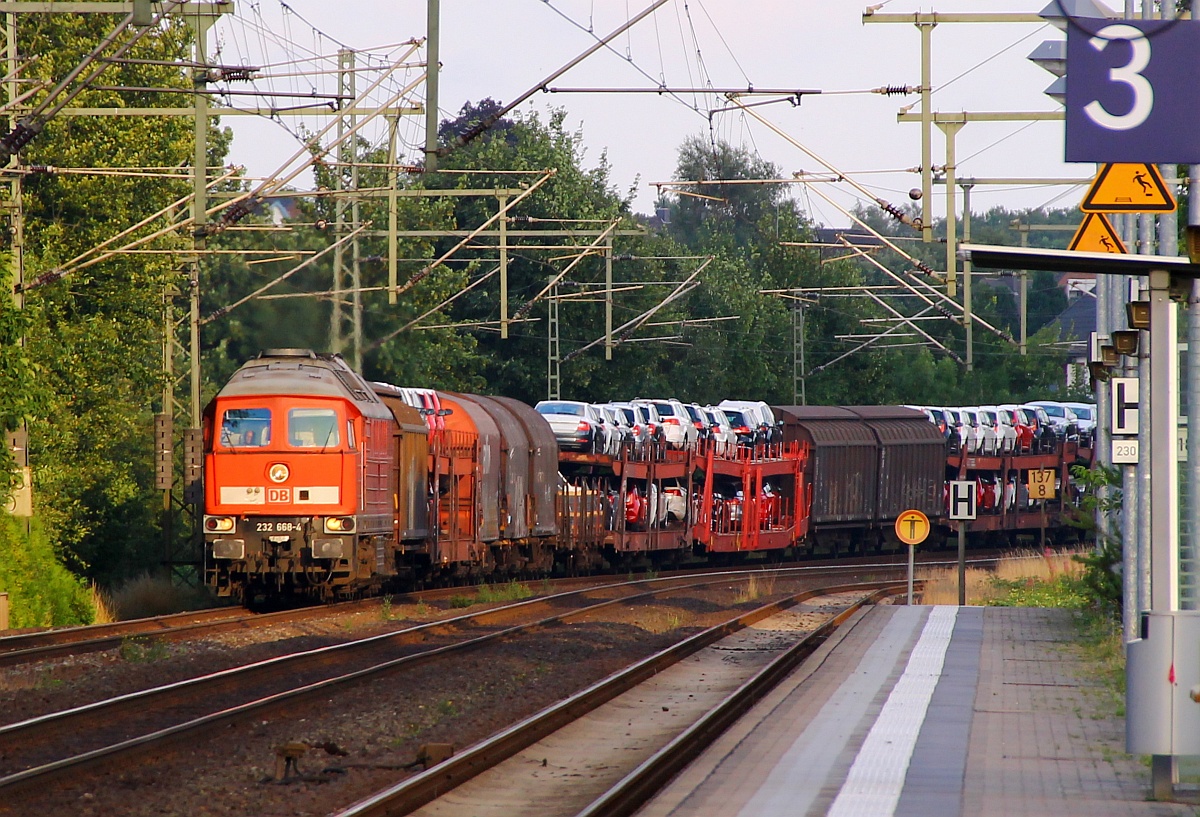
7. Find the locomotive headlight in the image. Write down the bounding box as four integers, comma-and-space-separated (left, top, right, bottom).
268, 463, 290, 483
324, 516, 356, 533
204, 516, 235, 533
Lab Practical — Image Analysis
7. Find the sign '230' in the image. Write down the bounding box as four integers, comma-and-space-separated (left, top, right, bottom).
1066, 20, 1200, 163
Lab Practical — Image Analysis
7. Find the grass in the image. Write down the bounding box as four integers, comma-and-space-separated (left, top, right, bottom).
89, 583, 116, 624
735, 572, 777, 604
918, 548, 1089, 607
639, 610, 685, 634
448, 580, 534, 609
119, 635, 170, 663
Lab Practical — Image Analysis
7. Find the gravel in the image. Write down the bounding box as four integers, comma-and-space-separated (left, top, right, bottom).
0, 576, 862, 817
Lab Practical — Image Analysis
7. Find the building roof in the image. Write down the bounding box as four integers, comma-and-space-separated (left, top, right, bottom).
1050, 293, 1096, 356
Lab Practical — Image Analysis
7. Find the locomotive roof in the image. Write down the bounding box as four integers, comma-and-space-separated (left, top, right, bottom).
217, 351, 391, 418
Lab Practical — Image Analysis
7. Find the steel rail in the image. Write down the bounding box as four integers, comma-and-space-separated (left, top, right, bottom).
0, 572, 822, 794
576, 585, 902, 817
0, 608, 249, 665
333, 580, 906, 817
0, 558, 925, 667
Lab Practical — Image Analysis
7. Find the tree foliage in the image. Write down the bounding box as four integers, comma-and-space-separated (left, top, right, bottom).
0, 17, 1090, 615
3, 12, 200, 585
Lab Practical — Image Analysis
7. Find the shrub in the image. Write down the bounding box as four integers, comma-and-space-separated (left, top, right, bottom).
110, 573, 211, 620
0, 515, 94, 627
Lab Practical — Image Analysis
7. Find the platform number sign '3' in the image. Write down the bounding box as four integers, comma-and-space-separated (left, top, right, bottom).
1066, 20, 1200, 163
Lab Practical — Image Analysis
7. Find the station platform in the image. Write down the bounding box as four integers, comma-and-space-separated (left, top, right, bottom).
637, 605, 1195, 817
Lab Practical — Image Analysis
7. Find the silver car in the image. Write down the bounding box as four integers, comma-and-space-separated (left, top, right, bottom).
535, 400, 610, 454
608, 402, 651, 453
703, 406, 739, 457
599, 403, 636, 454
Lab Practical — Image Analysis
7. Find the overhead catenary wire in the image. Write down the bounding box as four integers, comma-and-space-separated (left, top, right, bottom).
201, 223, 372, 324
18, 167, 241, 292
562, 256, 714, 362
391, 170, 556, 298
203, 54, 426, 235
440, 0, 673, 159
366, 266, 502, 350
0, 0, 188, 163
513, 221, 622, 319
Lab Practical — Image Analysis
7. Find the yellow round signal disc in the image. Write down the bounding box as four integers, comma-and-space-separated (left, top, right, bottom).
895, 509, 930, 546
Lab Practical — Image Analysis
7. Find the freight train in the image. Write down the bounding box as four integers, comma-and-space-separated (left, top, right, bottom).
202, 350, 1092, 603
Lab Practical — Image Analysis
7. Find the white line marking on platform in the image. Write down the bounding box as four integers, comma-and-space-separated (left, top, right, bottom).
826, 605, 959, 817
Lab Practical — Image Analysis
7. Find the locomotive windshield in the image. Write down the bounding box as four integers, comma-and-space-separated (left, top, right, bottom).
288, 408, 340, 448
220, 408, 272, 447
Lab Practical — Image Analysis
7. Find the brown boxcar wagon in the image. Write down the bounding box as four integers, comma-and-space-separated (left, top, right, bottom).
773, 405, 945, 553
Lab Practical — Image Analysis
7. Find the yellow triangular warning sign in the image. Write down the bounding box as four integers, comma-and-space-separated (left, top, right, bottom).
1068, 212, 1127, 254
1080, 163, 1176, 213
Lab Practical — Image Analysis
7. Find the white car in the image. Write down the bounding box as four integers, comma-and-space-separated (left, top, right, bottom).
941, 407, 969, 453
633, 398, 698, 450
607, 402, 650, 453
1063, 402, 1096, 444
719, 399, 780, 444
958, 407, 997, 455
1029, 401, 1080, 441
978, 405, 1017, 454
597, 404, 633, 455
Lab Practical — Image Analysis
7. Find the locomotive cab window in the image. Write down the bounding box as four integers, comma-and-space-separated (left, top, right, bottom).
220, 408, 272, 447
288, 408, 340, 448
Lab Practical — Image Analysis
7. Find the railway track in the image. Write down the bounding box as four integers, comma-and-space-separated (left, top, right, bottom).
0, 574, 691, 667
334, 581, 903, 817
0, 552, 977, 668
0, 568, 890, 804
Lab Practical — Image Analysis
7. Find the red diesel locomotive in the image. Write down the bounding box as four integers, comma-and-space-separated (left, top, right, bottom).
203, 349, 568, 601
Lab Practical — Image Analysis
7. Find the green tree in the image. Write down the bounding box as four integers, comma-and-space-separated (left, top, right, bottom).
2, 12, 209, 587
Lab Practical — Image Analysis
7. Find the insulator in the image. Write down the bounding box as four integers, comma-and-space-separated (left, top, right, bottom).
218, 68, 255, 82
0, 120, 43, 159
876, 85, 915, 96
218, 196, 261, 228
877, 200, 908, 222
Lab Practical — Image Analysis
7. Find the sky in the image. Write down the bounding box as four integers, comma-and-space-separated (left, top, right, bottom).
211, 1, 1097, 229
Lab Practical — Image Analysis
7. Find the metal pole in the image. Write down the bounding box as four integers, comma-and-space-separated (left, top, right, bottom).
424, 0, 440, 172
957, 520, 966, 605
387, 116, 399, 305
604, 235, 613, 360
499, 194, 509, 338
918, 20, 936, 253
800, 304, 807, 405
1148, 270, 1180, 799
962, 184, 974, 370
1122, 322, 1139, 641
907, 543, 915, 605
938, 120, 963, 300
1139, 301, 1152, 614
1188, 276, 1200, 611
1018, 226, 1028, 356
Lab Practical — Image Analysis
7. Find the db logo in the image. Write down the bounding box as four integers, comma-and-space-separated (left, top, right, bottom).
267, 487, 291, 503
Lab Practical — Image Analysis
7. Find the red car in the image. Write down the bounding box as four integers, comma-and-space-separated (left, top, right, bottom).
998, 405, 1035, 452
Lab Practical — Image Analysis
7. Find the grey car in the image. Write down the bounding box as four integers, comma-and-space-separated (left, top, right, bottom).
535, 400, 609, 453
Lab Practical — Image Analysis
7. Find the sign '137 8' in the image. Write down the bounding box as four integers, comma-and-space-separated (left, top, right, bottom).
1066, 20, 1200, 164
